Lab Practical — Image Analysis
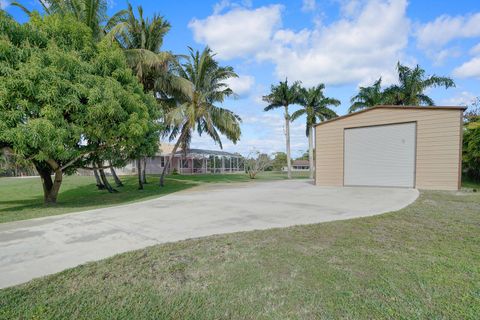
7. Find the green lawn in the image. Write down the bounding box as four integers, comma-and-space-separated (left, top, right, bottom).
0, 189, 478, 319
0, 171, 308, 224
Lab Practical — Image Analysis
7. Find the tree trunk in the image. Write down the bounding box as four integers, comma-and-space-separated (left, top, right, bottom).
93, 169, 105, 190
308, 126, 314, 180
285, 106, 292, 179
98, 166, 116, 193
141, 157, 147, 184
160, 129, 186, 187
137, 158, 143, 190
109, 162, 123, 187
35, 160, 63, 204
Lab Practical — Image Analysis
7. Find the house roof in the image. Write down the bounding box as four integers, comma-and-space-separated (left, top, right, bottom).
314, 105, 467, 127
292, 160, 309, 166
174, 148, 242, 157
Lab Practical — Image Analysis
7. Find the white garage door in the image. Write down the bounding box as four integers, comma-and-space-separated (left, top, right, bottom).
344, 122, 416, 187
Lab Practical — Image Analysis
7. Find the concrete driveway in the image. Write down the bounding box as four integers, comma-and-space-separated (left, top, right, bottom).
0, 180, 418, 288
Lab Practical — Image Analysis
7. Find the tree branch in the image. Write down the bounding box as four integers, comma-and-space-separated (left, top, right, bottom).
80, 165, 116, 171
60, 150, 95, 172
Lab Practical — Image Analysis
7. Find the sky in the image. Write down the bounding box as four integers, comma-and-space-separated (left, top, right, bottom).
3, 0, 480, 157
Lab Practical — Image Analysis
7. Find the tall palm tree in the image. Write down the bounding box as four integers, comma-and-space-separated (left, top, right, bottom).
292, 84, 340, 179
112, 4, 193, 101
263, 79, 302, 179
111, 4, 189, 189
11, 0, 126, 40
159, 47, 242, 186
384, 62, 455, 106
349, 78, 384, 113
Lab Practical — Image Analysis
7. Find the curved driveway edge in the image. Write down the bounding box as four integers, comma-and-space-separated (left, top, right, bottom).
0, 180, 418, 288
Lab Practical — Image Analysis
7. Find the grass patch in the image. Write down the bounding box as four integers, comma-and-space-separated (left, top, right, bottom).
0, 190, 478, 319
0, 171, 307, 224
462, 176, 480, 190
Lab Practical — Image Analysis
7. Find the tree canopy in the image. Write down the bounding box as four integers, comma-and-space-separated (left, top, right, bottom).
0, 12, 161, 203
463, 98, 480, 182
293, 84, 339, 136
349, 63, 455, 113
349, 78, 384, 113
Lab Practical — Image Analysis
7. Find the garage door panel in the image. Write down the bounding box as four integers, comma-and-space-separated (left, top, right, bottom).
344, 122, 416, 187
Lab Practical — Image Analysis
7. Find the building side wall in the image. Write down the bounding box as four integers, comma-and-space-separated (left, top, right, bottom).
315, 108, 463, 190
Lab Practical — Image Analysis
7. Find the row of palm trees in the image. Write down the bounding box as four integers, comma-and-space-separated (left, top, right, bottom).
263, 81, 339, 179
12, 0, 242, 189
264, 63, 455, 180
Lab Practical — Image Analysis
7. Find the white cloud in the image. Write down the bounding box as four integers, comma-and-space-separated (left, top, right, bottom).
453, 57, 480, 79
264, 0, 410, 86
302, 0, 316, 12
416, 13, 480, 49
441, 91, 477, 107
188, 5, 283, 60
416, 12, 480, 63
470, 43, 480, 56
190, 0, 410, 86
225, 75, 255, 97
338, 0, 362, 17
0, 0, 9, 9
213, 0, 253, 15
431, 47, 461, 66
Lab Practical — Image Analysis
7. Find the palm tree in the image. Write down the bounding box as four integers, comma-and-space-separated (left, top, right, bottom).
110, 4, 180, 189
112, 4, 192, 101
159, 47, 242, 186
349, 78, 384, 113
11, 0, 126, 40
292, 84, 339, 179
263, 79, 302, 179
384, 62, 455, 106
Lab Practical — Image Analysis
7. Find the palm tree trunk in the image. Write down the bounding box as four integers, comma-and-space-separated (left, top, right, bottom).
160, 129, 186, 187
93, 169, 105, 190
137, 158, 143, 190
141, 157, 147, 184
109, 161, 123, 187
285, 106, 292, 179
308, 126, 314, 180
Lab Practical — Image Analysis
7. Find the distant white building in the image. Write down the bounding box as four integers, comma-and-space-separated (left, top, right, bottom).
282, 160, 310, 172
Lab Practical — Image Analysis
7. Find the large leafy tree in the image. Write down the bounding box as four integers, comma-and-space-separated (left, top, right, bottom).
349, 78, 384, 113
0, 12, 160, 203
263, 79, 302, 179
384, 62, 455, 106
160, 47, 241, 186
11, 0, 126, 40
271, 152, 287, 171
11, 0, 133, 189
292, 84, 339, 179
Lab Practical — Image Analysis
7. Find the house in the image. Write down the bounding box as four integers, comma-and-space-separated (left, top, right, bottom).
283, 160, 310, 172
117, 144, 244, 175
314, 105, 466, 190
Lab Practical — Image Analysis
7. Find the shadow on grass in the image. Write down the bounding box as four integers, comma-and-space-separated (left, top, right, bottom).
0, 179, 197, 215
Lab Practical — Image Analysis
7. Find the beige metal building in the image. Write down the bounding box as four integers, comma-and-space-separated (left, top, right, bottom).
315, 105, 466, 190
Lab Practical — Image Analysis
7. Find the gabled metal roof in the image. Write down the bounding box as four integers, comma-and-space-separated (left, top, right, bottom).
314, 105, 467, 127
